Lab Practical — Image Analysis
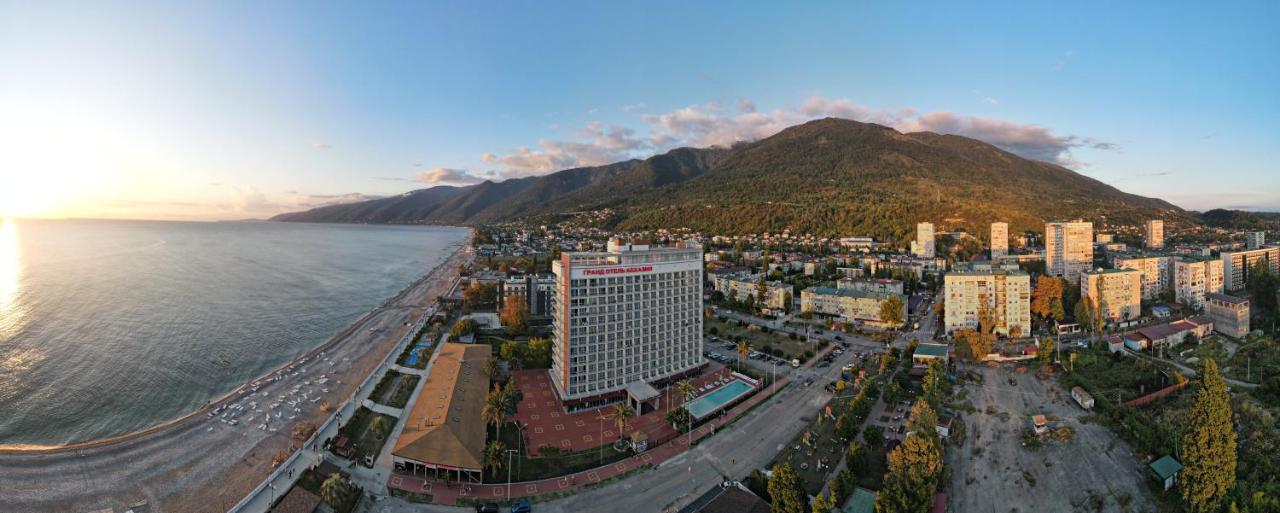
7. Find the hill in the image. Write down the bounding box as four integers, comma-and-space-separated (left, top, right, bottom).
1196, 209, 1280, 231
272, 118, 1190, 242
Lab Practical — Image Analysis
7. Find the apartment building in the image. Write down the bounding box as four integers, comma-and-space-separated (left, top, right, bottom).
943, 270, 1032, 337
1174, 257, 1225, 309
1080, 268, 1142, 323
1045, 221, 1094, 283
1113, 255, 1172, 301
991, 222, 1009, 259
800, 287, 906, 329
1205, 292, 1250, 338
1222, 246, 1280, 291
836, 277, 904, 295
1144, 220, 1164, 249
1246, 231, 1266, 250
710, 272, 794, 310
500, 274, 556, 317
550, 240, 704, 405
912, 222, 936, 258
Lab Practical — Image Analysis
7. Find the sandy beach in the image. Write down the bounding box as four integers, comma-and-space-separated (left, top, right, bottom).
0, 236, 472, 513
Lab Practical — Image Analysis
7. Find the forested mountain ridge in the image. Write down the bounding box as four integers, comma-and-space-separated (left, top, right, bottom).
272, 118, 1190, 243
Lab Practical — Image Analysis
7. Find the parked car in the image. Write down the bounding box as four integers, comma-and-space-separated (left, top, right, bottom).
511, 499, 532, 513
475, 503, 500, 513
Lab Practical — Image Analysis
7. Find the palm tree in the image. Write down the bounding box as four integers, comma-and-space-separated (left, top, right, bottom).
483, 440, 506, 475
482, 401, 505, 442
736, 341, 752, 372
318, 473, 348, 507
610, 403, 635, 442
483, 356, 500, 381
370, 416, 388, 440
676, 379, 696, 404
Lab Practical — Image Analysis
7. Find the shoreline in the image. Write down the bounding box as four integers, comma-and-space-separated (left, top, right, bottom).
0, 233, 470, 456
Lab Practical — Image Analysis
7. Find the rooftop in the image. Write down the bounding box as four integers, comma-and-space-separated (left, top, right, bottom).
1205, 292, 1249, 306
946, 269, 1030, 277
392, 342, 493, 471
914, 343, 949, 358
805, 286, 901, 300
1149, 455, 1183, 480
843, 487, 877, 513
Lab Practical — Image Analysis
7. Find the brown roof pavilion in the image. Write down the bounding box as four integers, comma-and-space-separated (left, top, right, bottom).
392, 342, 493, 472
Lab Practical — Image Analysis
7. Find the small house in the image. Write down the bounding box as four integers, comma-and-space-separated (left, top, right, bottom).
1031, 415, 1048, 435
912, 343, 949, 365
1149, 455, 1183, 491
936, 416, 954, 439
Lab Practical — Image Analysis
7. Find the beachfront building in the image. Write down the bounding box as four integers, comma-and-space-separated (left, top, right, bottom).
991, 222, 1009, 259
800, 286, 907, 329
1174, 257, 1225, 309
1046, 221, 1094, 283
710, 272, 793, 310
1080, 268, 1142, 323
912, 222, 935, 258
1247, 231, 1266, 250
942, 270, 1031, 337
836, 277, 904, 295
550, 239, 704, 409
1205, 293, 1250, 338
1114, 255, 1173, 301
1222, 246, 1280, 291
499, 274, 556, 317
1145, 220, 1165, 249
392, 342, 492, 483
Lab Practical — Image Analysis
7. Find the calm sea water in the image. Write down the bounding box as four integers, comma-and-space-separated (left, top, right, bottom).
0, 218, 468, 447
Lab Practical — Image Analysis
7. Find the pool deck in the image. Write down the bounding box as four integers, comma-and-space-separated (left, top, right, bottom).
685, 379, 755, 419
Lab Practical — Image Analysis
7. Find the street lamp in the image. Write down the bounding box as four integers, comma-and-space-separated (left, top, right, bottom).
506, 448, 518, 500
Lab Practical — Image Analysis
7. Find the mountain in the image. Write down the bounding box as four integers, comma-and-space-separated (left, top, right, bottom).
1196, 209, 1280, 231
272, 118, 1189, 242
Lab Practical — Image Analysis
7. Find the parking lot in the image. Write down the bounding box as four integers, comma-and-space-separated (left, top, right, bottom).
703, 335, 797, 378
945, 365, 1155, 513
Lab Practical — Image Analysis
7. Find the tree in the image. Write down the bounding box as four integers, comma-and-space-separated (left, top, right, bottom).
876, 435, 943, 513
610, 403, 635, 441
783, 291, 793, 313
370, 416, 389, 440
756, 275, 769, 310
847, 442, 869, 475
921, 360, 946, 410
483, 440, 506, 474
483, 357, 500, 381
955, 328, 993, 362
1073, 298, 1093, 328
737, 341, 752, 372
863, 425, 884, 448
1180, 359, 1237, 513
1037, 337, 1055, 366
500, 294, 529, 335
767, 461, 808, 513
677, 379, 696, 403
462, 283, 498, 310
318, 473, 349, 507
482, 401, 505, 441
1031, 276, 1065, 321
812, 490, 836, 513
880, 295, 906, 329
665, 407, 692, 432
906, 400, 940, 449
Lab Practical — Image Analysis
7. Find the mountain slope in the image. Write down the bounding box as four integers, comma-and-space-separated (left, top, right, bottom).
273, 118, 1189, 241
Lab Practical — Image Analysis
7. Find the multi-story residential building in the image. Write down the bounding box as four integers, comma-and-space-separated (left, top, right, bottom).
1221, 246, 1280, 291
953, 260, 1021, 273
500, 274, 556, 317
550, 239, 704, 407
1205, 292, 1250, 338
1113, 255, 1173, 301
710, 272, 794, 310
943, 270, 1031, 337
911, 222, 936, 258
1080, 268, 1142, 323
1095, 233, 1114, 244
800, 287, 906, 329
991, 222, 1009, 259
1174, 257, 1225, 309
1246, 231, 1266, 250
837, 277, 904, 295
1045, 221, 1094, 283
1144, 220, 1164, 249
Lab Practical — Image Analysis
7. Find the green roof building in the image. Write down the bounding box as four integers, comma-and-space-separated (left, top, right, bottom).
1148, 455, 1183, 491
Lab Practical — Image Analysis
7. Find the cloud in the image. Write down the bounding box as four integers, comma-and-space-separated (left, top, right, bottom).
312, 142, 333, 150
289, 192, 383, 208
622, 102, 648, 113
474, 95, 1114, 176
973, 90, 999, 106
413, 167, 487, 185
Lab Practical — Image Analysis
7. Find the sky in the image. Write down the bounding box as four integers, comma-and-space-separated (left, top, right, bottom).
1, 0, 1278, 220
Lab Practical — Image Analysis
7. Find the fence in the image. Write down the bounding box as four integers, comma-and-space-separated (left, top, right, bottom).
1124, 379, 1189, 407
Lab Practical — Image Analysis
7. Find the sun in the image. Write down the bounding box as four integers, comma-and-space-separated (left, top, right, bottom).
0, 112, 113, 218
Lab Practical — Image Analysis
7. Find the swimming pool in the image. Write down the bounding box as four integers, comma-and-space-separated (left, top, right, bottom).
685, 379, 754, 419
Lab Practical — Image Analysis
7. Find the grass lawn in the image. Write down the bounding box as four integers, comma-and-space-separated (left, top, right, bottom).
370, 370, 421, 409
292, 468, 362, 513
1223, 335, 1280, 383
706, 316, 821, 361
485, 420, 632, 482
332, 406, 397, 467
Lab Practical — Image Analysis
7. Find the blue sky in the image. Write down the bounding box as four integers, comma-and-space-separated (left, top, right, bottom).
1, 0, 1277, 219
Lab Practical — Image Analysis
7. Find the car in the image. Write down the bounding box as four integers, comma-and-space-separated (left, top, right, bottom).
475, 503, 500, 513
511, 499, 532, 513
834, 335, 844, 341
1008, 378, 1017, 386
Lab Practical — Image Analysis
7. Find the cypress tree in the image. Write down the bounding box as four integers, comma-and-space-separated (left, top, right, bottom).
1180, 359, 1237, 513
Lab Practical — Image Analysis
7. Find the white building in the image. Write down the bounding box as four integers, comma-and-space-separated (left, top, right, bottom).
1221, 246, 1280, 291
1045, 221, 1094, 284
943, 270, 1031, 337
836, 277, 904, 295
550, 240, 704, 407
911, 222, 935, 258
991, 222, 1009, 259
1144, 220, 1164, 249
1205, 293, 1250, 338
1246, 231, 1266, 250
800, 286, 906, 329
1174, 257, 1225, 309
1113, 255, 1173, 301
710, 272, 794, 310
1080, 268, 1143, 323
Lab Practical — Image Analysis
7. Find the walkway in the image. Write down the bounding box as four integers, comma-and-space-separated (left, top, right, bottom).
388, 378, 791, 505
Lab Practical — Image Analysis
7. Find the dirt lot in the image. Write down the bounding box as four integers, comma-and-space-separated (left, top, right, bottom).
945, 365, 1157, 513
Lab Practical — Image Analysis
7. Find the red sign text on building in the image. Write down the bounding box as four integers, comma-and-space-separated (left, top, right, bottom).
582, 265, 654, 276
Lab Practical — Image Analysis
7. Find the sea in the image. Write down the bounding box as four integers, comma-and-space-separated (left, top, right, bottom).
0, 218, 468, 447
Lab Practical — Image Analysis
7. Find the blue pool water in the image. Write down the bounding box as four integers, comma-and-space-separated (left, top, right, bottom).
685, 380, 753, 419
403, 341, 432, 366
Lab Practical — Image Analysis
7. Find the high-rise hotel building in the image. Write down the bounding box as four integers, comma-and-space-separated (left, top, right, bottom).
990, 222, 1009, 259
1045, 221, 1094, 283
550, 239, 703, 408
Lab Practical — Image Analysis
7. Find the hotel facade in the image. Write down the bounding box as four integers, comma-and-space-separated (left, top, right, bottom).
943, 270, 1031, 337
551, 240, 704, 407
1045, 221, 1094, 283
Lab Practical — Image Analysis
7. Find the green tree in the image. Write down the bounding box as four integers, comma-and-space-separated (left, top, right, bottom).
737, 341, 753, 372
1037, 337, 1055, 366
880, 295, 906, 328
812, 490, 836, 513
483, 356, 499, 381
767, 461, 808, 513
847, 441, 869, 475
318, 473, 349, 507
676, 379, 696, 403
665, 407, 692, 432
756, 275, 769, 309
921, 360, 946, 410
610, 403, 635, 441
483, 440, 506, 474
906, 400, 940, 449
876, 435, 942, 513
1180, 359, 1237, 513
